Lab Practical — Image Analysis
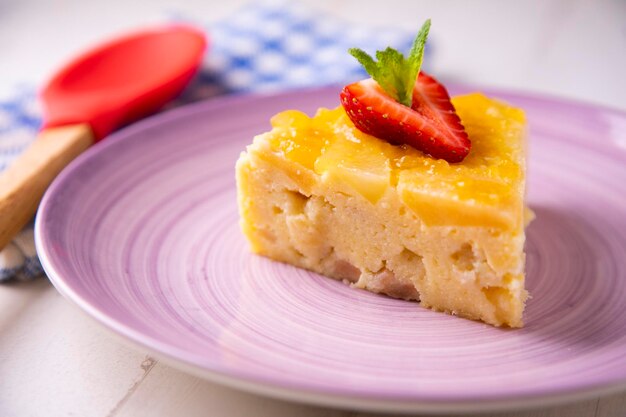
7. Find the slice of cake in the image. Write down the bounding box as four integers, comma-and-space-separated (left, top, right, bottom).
235, 20, 530, 327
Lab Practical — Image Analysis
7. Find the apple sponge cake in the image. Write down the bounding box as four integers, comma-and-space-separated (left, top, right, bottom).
236, 93, 529, 327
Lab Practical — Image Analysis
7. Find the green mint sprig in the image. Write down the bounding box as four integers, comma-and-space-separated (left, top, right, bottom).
348, 19, 431, 107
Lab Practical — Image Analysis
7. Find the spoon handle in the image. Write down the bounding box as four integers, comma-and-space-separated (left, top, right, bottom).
0, 124, 94, 250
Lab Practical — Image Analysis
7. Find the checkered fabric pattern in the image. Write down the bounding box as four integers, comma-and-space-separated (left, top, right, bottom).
0, 1, 428, 282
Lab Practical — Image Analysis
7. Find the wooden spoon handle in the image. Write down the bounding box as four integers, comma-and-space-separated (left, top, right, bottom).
0, 123, 94, 250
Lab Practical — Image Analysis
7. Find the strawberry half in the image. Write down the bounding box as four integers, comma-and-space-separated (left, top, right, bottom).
341, 19, 470, 163
340, 73, 470, 162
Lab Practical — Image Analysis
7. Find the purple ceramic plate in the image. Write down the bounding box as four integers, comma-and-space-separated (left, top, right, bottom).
36, 86, 626, 413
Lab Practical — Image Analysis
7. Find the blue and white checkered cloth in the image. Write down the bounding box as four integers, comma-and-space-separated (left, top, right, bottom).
0, 1, 426, 282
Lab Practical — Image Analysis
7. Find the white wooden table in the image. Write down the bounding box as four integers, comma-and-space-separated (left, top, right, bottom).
1, 1, 625, 416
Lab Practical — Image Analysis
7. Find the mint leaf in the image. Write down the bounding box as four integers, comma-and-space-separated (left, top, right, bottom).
348, 48, 379, 80
406, 19, 431, 104
348, 19, 431, 107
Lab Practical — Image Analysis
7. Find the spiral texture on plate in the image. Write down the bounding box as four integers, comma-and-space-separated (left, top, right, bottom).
37, 88, 626, 407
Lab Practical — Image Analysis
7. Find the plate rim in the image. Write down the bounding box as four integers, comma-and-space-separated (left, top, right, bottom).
35, 85, 626, 413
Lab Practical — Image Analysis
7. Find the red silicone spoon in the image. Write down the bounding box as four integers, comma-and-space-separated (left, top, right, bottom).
0, 25, 207, 249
